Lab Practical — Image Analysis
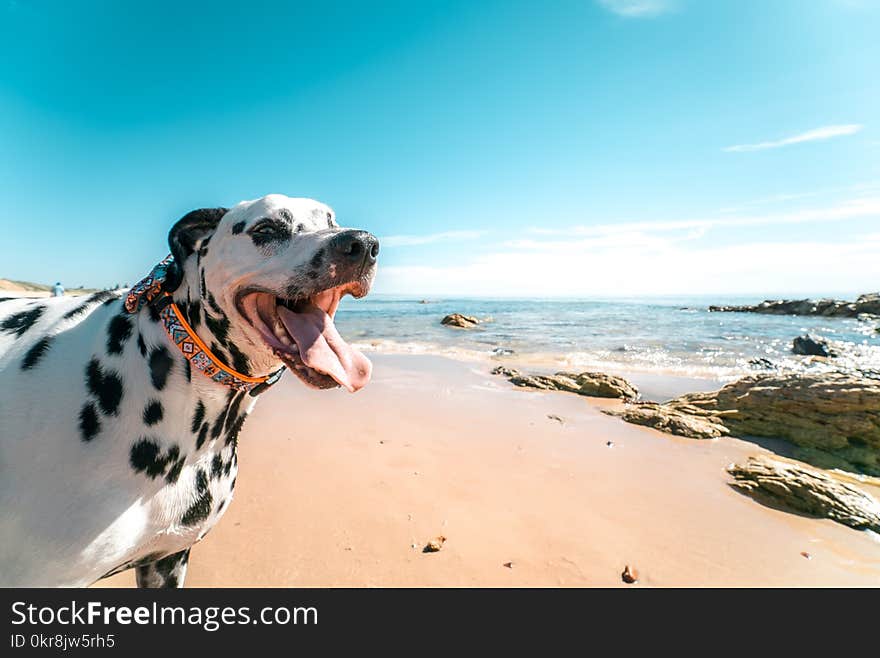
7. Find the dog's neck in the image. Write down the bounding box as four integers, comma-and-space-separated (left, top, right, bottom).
167, 252, 281, 380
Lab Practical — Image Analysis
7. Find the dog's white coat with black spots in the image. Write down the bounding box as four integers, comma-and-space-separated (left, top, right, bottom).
0, 194, 378, 587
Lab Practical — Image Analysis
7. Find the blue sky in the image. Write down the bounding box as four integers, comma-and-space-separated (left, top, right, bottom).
1, 0, 878, 297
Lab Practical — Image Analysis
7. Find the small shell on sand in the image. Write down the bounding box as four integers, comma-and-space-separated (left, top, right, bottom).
423, 536, 447, 553
621, 565, 639, 584
801, 551, 812, 560
503, 561, 514, 569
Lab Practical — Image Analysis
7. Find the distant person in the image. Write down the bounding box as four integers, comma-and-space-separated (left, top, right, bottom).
52, 282, 65, 297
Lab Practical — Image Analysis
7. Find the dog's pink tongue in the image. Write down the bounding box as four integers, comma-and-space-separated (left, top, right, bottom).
276, 304, 372, 392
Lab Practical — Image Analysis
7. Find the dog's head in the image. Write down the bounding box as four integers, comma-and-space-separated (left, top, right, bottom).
165, 194, 378, 392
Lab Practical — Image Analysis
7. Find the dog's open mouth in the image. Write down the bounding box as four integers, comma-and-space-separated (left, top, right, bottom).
236, 282, 371, 392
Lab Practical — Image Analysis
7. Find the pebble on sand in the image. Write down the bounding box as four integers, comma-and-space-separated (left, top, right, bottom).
423, 536, 447, 553
621, 565, 639, 584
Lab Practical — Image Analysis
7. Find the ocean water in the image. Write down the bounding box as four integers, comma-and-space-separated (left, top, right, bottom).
334, 295, 880, 380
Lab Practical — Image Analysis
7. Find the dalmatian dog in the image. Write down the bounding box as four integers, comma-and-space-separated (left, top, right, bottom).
0, 194, 378, 587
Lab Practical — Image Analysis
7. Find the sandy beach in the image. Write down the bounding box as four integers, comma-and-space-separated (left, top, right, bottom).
98, 353, 880, 588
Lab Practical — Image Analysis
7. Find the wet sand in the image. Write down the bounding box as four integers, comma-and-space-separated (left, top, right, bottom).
100, 354, 880, 587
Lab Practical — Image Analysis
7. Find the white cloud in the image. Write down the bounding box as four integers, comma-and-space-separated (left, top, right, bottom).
723, 124, 863, 152
375, 235, 879, 297
596, 0, 676, 17
525, 196, 880, 239
373, 197, 880, 297
379, 230, 486, 248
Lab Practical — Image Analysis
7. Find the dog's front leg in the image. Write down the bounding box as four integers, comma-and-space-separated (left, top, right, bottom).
135, 548, 191, 588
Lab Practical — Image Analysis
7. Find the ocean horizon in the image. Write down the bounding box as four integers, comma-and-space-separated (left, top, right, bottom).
335, 293, 880, 381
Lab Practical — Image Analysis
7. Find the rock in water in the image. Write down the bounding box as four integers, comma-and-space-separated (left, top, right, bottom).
792, 334, 836, 357
708, 292, 880, 318
441, 313, 480, 328
495, 368, 639, 400
606, 373, 880, 475
727, 456, 880, 533
856, 292, 880, 315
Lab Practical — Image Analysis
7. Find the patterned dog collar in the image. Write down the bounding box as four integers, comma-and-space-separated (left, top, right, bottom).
126, 255, 284, 395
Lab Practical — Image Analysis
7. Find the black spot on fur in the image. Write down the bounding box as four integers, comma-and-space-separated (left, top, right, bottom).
211, 453, 223, 479
231, 220, 246, 234
211, 404, 231, 439
148, 303, 161, 323
165, 454, 185, 484
85, 358, 124, 416
307, 269, 319, 280
181, 469, 213, 526
130, 438, 163, 478
204, 312, 230, 346
217, 499, 226, 514
1, 305, 45, 338
78, 402, 101, 441
63, 290, 117, 320
196, 422, 209, 450
21, 336, 53, 370
186, 299, 202, 329
200, 269, 207, 299
106, 313, 133, 355
183, 358, 192, 382
143, 400, 164, 426
225, 412, 249, 447
310, 248, 325, 269
191, 400, 205, 433
130, 438, 181, 480
211, 342, 229, 367
148, 346, 174, 390
206, 292, 223, 315
227, 343, 251, 376
224, 393, 244, 431
137, 334, 147, 357
0, 297, 14, 303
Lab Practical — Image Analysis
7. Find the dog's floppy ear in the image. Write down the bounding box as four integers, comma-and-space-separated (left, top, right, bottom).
164, 207, 228, 293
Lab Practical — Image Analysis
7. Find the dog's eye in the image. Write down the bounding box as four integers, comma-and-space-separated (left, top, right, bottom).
250, 221, 280, 236
248, 219, 293, 246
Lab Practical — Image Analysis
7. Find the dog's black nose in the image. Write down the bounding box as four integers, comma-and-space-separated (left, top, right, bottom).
329, 230, 379, 265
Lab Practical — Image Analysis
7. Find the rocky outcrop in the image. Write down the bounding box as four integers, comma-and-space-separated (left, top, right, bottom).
492, 367, 638, 400
727, 456, 880, 533
709, 292, 880, 318
607, 402, 729, 439
792, 334, 837, 358
441, 313, 480, 328
606, 372, 880, 475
